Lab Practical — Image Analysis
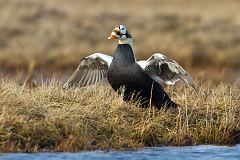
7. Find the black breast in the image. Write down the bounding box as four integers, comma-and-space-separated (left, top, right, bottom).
107, 44, 177, 109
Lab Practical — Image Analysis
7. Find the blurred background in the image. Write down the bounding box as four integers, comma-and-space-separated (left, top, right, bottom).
0, 0, 239, 83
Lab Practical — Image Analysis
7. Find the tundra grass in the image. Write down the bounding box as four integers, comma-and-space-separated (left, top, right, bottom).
0, 79, 239, 152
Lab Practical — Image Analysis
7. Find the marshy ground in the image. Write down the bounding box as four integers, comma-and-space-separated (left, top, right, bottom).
0, 0, 239, 152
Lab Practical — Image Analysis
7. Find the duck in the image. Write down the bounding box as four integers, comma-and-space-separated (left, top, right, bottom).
63, 25, 195, 109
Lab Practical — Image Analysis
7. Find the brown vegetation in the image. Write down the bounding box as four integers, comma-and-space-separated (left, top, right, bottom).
0, 79, 239, 152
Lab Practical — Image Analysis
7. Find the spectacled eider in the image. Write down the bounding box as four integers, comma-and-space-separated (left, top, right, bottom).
64, 25, 196, 108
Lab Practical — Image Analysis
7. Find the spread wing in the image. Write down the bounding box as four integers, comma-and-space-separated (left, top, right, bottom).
63, 53, 113, 89
138, 53, 196, 89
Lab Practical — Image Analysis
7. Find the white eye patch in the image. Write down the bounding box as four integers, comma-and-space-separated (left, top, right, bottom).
119, 25, 127, 34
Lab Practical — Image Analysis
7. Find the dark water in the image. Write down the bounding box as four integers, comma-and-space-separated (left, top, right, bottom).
1, 145, 240, 160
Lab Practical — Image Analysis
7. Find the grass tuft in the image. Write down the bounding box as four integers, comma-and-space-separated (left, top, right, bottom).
0, 79, 239, 152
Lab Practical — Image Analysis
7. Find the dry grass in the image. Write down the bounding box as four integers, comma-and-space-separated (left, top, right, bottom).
0, 79, 239, 152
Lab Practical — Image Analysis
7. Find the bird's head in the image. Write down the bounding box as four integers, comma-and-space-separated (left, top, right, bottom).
108, 25, 132, 40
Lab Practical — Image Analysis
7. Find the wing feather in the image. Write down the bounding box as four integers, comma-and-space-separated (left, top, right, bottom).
90, 70, 96, 85
63, 53, 112, 89
86, 69, 93, 86
82, 70, 91, 87
98, 69, 103, 83
138, 53, 195, 89
95, 69, 100, 84
92, 69, 98, 85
